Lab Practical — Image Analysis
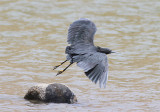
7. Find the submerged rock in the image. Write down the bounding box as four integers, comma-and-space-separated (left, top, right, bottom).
24, 83, 77, 104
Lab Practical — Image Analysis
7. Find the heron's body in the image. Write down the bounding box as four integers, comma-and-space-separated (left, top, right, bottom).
54, 18, 113, 88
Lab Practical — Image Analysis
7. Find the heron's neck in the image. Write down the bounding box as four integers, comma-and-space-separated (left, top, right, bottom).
97, 46, 112, 54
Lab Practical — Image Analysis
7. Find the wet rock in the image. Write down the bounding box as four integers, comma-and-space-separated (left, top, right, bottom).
24, 83, 77, 104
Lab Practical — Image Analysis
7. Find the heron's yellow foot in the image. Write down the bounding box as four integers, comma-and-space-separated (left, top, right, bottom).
56, 70, 63, 76
53, 64, 61, 70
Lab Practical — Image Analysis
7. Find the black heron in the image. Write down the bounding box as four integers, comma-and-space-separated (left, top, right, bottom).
53, 18, 114, 88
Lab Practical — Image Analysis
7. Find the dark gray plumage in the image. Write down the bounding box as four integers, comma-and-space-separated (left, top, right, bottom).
54, 18, 114, 88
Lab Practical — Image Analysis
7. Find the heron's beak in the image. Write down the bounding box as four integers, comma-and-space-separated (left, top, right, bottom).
111, 51, 116, 53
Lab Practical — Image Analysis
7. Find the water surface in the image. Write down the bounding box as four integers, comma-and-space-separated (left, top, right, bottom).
0, 0, 160, 112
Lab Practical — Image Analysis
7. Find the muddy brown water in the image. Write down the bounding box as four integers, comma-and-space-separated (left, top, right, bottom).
0, 0, 160, 112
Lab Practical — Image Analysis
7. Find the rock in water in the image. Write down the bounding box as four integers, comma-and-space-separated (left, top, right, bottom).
24, 83, 77, 104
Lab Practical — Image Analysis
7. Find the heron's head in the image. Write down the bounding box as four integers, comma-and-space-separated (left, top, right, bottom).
97, 46, 114, 54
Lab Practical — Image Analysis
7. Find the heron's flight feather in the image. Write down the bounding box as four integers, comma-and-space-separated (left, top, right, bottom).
77, 52, 108, 88
67, 18, 96, 45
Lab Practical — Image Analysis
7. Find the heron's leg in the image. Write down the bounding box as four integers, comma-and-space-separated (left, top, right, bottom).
53, 60, 68, 70
56, 62, 73, 76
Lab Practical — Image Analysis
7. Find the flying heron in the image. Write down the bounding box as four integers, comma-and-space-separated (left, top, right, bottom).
53, 18, 114, 88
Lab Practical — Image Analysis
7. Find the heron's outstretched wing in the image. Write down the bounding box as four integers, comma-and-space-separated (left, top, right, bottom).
77, 52, 108, 88
67, 18, 96, 45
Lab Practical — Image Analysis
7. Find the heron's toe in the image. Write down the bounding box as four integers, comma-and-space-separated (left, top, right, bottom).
56, 70, 63, 76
